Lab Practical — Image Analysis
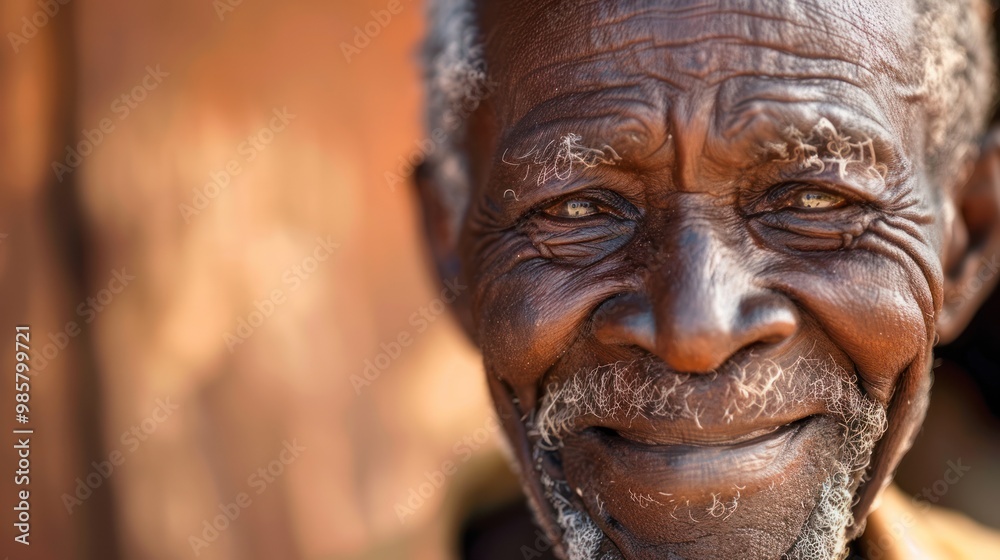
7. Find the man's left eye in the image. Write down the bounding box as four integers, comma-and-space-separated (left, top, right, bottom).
546, 199, 600, 218
790, 190, 846, 210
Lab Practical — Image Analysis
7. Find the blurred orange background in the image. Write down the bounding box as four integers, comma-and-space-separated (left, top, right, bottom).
0, 1, 518, 558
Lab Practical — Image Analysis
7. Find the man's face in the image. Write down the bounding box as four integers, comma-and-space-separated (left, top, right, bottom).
451, 0, 956, 558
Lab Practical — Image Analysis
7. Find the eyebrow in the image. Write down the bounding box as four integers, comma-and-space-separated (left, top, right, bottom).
497, 116, 674, 193
484, 120, 645, 217
498, 82, 671, 160
498, 131, 623, 190
787, 119, 890, 169
716, 96, 908, 181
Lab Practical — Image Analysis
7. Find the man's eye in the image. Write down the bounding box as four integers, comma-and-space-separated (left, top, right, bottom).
547, 199, 600, 218
790, 190, 845, 210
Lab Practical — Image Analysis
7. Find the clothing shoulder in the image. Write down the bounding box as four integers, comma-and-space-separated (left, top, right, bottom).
860, 484, 1000, 559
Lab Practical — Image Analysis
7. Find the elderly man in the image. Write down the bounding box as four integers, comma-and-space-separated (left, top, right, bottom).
414, 0, 1000, 558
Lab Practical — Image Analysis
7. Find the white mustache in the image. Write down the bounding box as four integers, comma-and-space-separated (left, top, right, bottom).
532, 354, 873, 448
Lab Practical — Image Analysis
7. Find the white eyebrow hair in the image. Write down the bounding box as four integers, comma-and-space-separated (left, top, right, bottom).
501, 133, 622, 187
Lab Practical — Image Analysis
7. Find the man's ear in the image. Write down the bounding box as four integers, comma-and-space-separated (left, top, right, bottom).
938, 128, 1000, 344
412, 160, 476, 338
413, 160, 462, 283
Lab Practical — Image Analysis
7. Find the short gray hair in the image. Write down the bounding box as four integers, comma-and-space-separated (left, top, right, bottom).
916, 0, 996, 184
421, 0, 488, 234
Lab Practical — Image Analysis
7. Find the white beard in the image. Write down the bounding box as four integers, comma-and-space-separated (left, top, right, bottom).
524, 357, 888, 560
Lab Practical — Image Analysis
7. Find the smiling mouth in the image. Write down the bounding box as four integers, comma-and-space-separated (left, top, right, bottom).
592, 415, 808, 449
563, 414, 829, 497
600, 415, 805, 447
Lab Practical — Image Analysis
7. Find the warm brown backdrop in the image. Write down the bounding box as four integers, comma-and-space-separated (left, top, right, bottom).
1, 1, 515, 559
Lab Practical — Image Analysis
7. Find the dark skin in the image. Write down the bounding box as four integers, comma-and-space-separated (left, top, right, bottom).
416, 0, 1000, 558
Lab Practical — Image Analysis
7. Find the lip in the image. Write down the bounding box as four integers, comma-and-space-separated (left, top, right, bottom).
599, 413, 806, 447
589, 416, 808, 476
599, 409, 820, 447
562, 414, 828, 498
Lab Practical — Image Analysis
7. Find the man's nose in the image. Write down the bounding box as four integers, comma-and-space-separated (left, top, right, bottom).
595, 225, 797, 374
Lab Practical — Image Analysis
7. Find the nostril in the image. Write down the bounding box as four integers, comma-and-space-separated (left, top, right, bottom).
738, 295, 799, 345
587, 426, 623, 440
592, 293, 657, 351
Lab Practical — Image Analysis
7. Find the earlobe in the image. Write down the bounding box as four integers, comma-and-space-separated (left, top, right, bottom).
937, 128, 1000, 343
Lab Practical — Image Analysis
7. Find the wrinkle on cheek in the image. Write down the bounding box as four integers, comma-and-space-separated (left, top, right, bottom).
859, 217, 943, 320
475, 260, 631, 406
467, 231, 539, 292
770, 259, 927, 405
476, 274, 579, 403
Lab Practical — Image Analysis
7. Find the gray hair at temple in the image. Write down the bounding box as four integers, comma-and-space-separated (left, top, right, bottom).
420, 0, 997, 223
915, 0, 997, 183
419, 0, 489, 235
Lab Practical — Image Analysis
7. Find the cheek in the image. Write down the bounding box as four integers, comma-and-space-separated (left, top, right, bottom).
770, 252, 932, 404
474, 258, 627, 400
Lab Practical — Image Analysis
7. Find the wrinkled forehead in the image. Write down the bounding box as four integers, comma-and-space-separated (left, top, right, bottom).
479, 0, 923, 148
